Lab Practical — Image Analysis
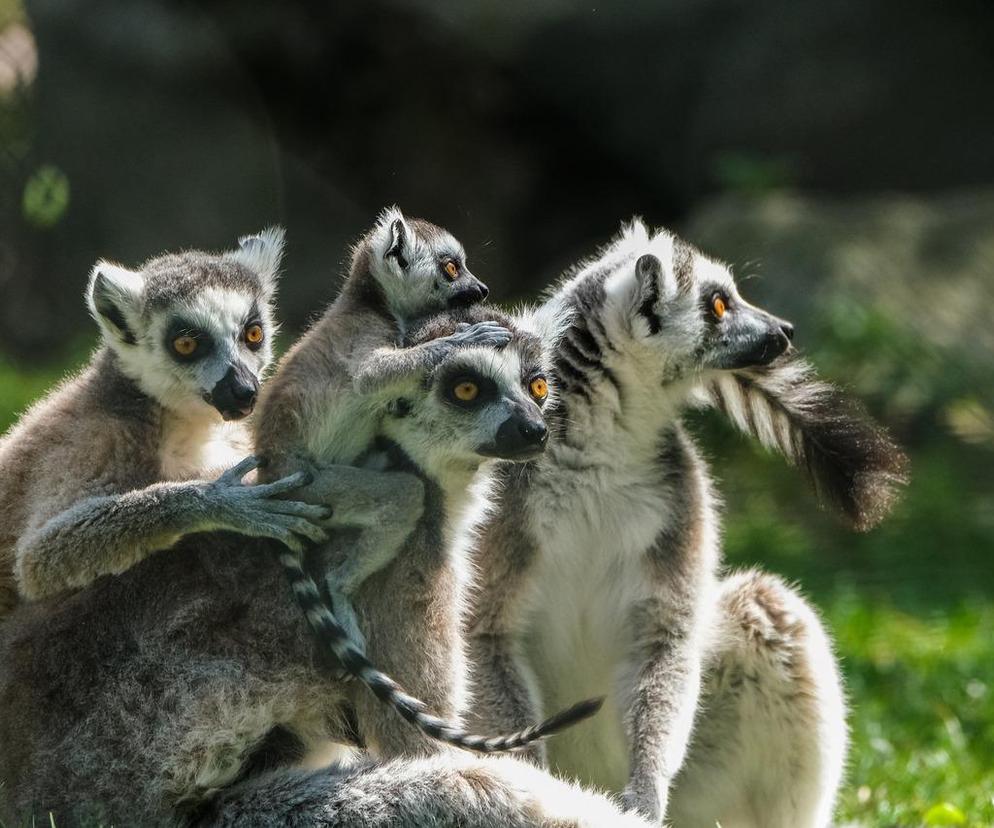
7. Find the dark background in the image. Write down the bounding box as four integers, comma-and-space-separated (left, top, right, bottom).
1, 1, 993, 824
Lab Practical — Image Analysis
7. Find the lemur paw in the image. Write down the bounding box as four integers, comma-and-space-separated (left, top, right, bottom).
210, 456, 331, 553
447, 320, 513, 349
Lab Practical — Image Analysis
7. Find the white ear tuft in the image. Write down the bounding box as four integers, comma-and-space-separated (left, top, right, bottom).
228, 226, 286, 295
86, 261, 145, 345
373, 206, 413, 272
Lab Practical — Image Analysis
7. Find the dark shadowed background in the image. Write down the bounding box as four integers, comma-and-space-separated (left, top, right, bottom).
1, 1, 992, 825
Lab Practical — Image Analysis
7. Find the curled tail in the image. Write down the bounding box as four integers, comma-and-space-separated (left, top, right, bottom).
704, 353, 909, 531
279, 550, 602, 752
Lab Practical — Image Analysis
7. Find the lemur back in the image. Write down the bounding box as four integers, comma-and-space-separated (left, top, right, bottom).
254, 210, 600, 753
0, 230, 327, 616
467, 219, 908, 824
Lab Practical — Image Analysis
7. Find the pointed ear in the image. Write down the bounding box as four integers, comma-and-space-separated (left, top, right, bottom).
633, 254, 663, 334
227, 226, 286, 296
86, 261, 144, 345
375, 206, 413, 272
705, 354, 909, 531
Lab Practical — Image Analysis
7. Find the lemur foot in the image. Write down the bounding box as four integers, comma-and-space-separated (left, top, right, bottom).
209, 456, 331, 553
446, 320, 513, 349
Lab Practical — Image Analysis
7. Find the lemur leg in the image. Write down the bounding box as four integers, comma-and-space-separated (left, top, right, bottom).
465, 633, 548, 767
666, 570, 848, 828
200, 753, 655, 828
352, 321, 512, 394
619, 579, 713, 825
14, 456, 327, 600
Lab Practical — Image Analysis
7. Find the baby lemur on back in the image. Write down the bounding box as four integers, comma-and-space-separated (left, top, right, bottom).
0, 229, 327, 616
467, 220, 908, 827
255, 208, 599, 752
255, 207, 503, 641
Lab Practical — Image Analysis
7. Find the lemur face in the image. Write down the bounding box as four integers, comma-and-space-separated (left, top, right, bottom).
86, 228, 284, 420
367, 207, 490, 321
601, 223, 793, 381
383, 312, 553, 471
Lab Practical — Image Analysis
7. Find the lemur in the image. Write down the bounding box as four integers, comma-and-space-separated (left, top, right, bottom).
0, 308, 615, 826
252, 208, 599, 751
253, 206, 504, 652
0, 229, 327, 616
466, 220, 908, 827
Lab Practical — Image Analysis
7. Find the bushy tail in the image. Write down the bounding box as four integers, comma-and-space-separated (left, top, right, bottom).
279, 550, 602, 752
704, 354, 909, 531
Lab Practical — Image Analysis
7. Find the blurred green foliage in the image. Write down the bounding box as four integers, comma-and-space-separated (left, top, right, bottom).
21, 164, 70, 228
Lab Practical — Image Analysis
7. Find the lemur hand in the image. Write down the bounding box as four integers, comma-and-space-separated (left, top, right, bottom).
207, 456, 331, 553
444, 320, 513, 350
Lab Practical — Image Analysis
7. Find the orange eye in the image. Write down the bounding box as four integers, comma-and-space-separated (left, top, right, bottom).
173, 335, 198, 357
453, 381, 479, 402
529, 377, 548, 400
245, 323, 265, 346
444, 260, 459, 280
712, 294, 727, 319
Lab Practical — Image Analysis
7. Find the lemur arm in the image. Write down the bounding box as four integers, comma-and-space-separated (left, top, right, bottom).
621, 568, 715, 824
351, 320, 513, 395
14, 458, 328, 601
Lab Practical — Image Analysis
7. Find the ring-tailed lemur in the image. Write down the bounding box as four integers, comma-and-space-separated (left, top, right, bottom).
466, 220, 907, 826
0, 309, 608, 825
0, 229, 327, 615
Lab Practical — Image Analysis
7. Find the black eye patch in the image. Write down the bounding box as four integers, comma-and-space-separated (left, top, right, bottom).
439, 369, 499, 409
163, 319, 214, 363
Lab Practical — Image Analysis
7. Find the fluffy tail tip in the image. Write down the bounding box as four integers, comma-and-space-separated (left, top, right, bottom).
537, 696, 605, 737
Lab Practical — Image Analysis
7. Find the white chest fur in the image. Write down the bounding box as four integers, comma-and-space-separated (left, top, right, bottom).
520, 448, 673, 793
158, 412, 250, 481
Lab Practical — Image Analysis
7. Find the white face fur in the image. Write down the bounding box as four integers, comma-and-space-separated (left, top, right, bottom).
86, 228, 284, 421
366, 207, 490, 322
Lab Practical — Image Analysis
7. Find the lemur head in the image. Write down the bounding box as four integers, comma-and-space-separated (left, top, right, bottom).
550, 218, 908, 530
86, 227, 285, 421
382, 307, 553, 475
582, 219, 793, 382
352, 206, 489, 320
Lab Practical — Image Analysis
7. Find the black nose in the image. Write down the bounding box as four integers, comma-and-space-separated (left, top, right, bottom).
448, 277, 489, 308
492, 414, 548, 459
780, 321, 795, 342
209, 363, 259, 420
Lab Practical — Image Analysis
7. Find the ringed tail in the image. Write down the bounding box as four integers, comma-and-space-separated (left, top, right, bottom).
278, 549, 603, 752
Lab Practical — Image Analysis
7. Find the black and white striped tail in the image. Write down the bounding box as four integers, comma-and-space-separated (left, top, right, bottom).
705, 354, 909, 531
278, 550, 603, 752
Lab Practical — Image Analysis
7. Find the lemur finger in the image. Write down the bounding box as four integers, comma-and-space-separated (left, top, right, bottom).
253, 471, 314, 497
218, 455, 262, 485
285, 516, 329, 544
263, 500, 332, 521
